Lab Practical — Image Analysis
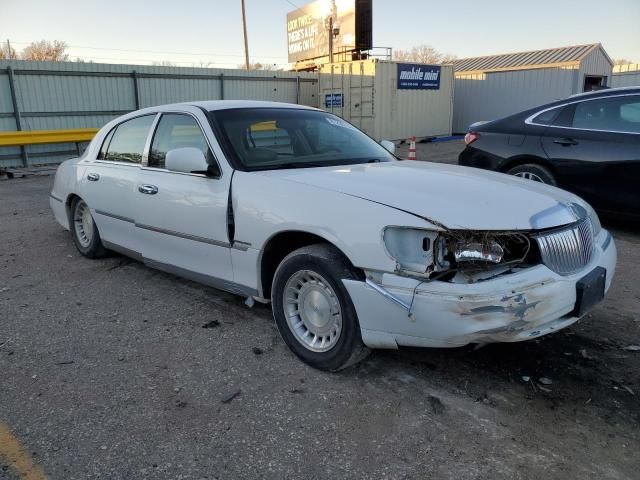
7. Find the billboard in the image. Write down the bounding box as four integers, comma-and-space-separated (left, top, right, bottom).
397, 64, 442, 90
287, 0, 372, 64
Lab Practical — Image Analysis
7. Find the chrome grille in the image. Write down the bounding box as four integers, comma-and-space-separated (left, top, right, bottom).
534, 218, 594, 276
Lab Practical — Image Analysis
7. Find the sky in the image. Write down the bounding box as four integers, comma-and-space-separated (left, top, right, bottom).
1, 0, 639, 67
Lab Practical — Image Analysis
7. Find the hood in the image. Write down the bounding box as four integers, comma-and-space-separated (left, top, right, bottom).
257, 161, 587, 231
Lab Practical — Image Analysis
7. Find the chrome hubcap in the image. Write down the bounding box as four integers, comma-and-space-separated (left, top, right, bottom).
514, 171, 545, 183
283, 270, 342, 352
73, 200, 94, 248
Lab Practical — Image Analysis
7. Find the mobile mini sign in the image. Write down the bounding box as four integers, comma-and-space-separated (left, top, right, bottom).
397, 64, 441, 90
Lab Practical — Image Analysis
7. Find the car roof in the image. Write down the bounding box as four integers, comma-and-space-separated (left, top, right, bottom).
471, 86, 640, 131
111, 100, 321, 125
568, 86, 640, 99
155, 100, 319, 112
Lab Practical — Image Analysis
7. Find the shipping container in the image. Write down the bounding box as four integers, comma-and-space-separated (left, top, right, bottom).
318, 59, 454, 141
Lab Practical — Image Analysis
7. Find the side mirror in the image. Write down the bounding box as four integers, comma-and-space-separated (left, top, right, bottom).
380, 140, 395, 154
165, 147, 209, 175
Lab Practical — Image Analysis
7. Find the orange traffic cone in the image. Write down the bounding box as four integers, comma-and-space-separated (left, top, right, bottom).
407, 136, 417, 160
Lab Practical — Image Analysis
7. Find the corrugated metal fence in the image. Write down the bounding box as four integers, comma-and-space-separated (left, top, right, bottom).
0, 60, 319, 168
611, 64, 640, 88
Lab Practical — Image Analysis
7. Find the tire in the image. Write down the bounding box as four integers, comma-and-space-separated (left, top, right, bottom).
271, 244, 369, 371
69, 197, 108, 258
507, 163, 556, 186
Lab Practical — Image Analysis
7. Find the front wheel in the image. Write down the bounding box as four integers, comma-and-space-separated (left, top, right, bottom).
70, 197, 107, 258
507, 163, 556, 185
271, 244, 369, 371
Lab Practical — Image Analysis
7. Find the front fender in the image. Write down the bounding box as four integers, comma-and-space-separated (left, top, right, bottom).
231, 171, 435, 274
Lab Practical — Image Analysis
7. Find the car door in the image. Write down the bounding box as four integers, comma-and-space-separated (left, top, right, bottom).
541, 94, 640, 217
83, 114, 157, 257
134, 110, 235, 287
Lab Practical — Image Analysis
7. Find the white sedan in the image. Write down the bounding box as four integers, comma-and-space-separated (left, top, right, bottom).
50, 101, 617, 371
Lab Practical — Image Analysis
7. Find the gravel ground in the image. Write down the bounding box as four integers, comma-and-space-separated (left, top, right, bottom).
1, 143, 639, 479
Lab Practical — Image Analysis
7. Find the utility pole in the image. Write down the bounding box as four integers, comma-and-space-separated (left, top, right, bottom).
6, 39, 15, 59
328, 17, 333, 64
240, 0, 250, 69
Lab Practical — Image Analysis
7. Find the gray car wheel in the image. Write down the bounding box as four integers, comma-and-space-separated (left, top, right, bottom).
507, 164, 556, 186
271, 244, 369, 371
70, 197, 108, 258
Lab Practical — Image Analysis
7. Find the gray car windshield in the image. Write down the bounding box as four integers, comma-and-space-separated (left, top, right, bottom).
210, 108, 395, 171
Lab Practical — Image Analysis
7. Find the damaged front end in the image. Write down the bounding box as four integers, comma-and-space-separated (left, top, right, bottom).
350, 218, 614, 349
383, 226, 538, 284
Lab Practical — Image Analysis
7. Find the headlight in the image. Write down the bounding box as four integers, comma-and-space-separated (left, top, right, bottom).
383, 227, 533, 278
570, 201, 601, 238
586, 204, 602, 237
383, 227, 439, 274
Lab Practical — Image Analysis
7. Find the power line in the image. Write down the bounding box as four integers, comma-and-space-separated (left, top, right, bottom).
283, 0, 306, 15
44, 54, 288, 68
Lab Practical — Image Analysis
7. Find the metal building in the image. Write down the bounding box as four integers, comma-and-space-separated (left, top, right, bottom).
453, 43, 613, 133
319, 59, 454, 141
612, 63, 640, 88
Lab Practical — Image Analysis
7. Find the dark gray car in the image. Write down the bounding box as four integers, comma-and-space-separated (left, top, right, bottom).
459, 87, 640, 220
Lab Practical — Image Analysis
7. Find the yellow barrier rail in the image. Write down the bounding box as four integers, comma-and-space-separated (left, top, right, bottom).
0, 128, 99, 147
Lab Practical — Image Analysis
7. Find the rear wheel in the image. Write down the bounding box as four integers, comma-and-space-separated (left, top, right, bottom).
507, 163, 556, 186
70, 197, 107, 258
271, 244, 369, 371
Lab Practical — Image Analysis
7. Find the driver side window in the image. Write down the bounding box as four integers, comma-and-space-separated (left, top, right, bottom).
148, 113, 211, 169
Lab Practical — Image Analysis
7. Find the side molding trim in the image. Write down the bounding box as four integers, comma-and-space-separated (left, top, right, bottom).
96, 210, 251, 250
144, 258, 258, 297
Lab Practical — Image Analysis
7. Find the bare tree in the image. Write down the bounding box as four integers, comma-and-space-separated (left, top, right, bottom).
0, 40, 18, 59
21, 40, 69, 61
238, 62, 283, 71
393, 44, 457, 64
152, 60, 177, 67
614, 58, 632, 66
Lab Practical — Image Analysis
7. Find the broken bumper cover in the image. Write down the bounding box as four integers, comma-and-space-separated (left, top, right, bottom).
343, 229, 616, 349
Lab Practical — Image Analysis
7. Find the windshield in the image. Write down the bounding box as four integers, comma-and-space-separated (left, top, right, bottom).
209, 108, 395, 171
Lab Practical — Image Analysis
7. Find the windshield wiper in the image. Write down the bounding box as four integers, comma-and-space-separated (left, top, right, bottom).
249, 158, 388, 171
252, 161, 335, 171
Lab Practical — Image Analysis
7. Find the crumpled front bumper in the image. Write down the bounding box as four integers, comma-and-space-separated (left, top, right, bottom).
343, 229, 616, 349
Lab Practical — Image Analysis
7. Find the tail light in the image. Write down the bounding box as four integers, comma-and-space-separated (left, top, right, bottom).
464, 132, 480, 146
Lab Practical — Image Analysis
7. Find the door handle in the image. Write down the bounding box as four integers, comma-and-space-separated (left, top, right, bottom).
553, 138, 578, 146
87, 173, 100, 181
138, 184, 158, 195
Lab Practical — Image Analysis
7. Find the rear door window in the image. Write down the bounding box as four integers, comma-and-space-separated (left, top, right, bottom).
103, 115, 155, 164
